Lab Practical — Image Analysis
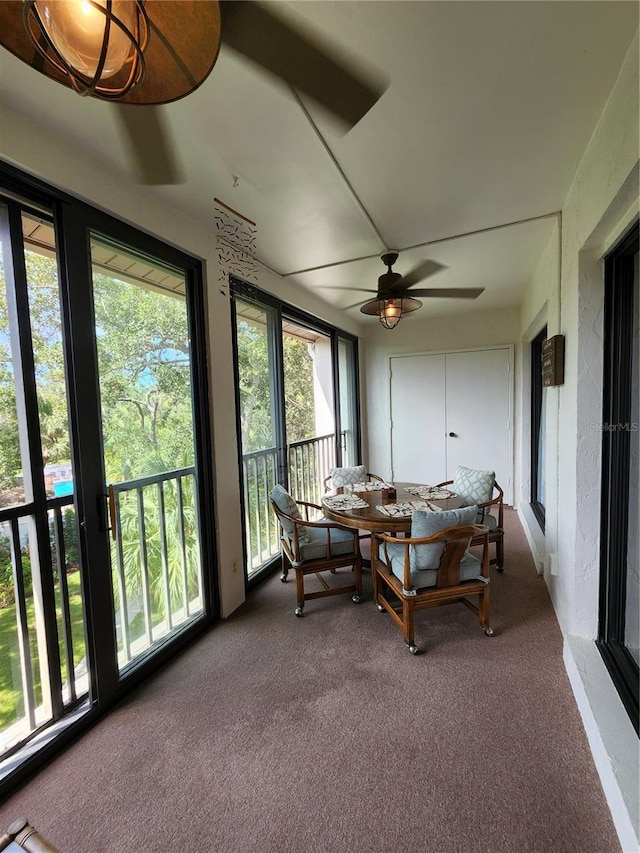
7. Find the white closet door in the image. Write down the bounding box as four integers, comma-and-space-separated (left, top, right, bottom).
445, 348, 512, 501
390, 354, 447, 483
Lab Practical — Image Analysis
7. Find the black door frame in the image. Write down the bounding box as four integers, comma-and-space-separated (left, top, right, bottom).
0, 159, 218, 796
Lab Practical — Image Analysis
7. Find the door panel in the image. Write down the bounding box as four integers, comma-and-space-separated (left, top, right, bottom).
90, 236, 205, 672
0, 206, 88, 755
338, 338, 358, 467
390, 354, 447, 483
445, 349, 511, 499
390, 348, 512, 500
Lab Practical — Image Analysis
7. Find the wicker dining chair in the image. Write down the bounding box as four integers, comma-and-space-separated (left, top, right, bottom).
372, 505, 493, 654
271, 484, 362, 617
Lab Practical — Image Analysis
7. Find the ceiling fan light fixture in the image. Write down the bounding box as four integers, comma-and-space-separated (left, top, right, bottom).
360, 295, 422, 330
23, 0, 147, 99
379, 298, 403, 330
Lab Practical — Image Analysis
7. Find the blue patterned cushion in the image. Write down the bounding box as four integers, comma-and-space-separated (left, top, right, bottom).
382, 505, 479, 589
410, 505, 478, 570
271, 484, 309, 543
330, 465, 367, 488
453, 466, 495, 519
293, 526, 356, 565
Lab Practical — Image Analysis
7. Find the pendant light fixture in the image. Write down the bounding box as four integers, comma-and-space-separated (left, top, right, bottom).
360, 294, 422, 330
0, 0, 221, 105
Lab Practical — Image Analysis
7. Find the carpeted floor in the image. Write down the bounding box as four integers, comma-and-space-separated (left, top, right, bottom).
0, 509, 621, 852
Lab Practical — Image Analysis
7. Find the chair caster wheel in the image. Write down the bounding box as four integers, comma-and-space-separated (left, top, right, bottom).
352, 594, 361, 604
295, 607, 304, 617
483, 626, 494, 636
497, 567, 504, 573
280, 574, 287, 583
408, 644, 419, 655
330, 568, 337, 574
377, 603, 385, 612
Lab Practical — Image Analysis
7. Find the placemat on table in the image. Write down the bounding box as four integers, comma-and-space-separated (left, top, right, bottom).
404, 485, 455, 499
376, 500, 431, 517
322, 494, 368, 510
346, 481, 390, 492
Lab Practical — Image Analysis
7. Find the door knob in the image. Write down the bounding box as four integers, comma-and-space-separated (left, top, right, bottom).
448, 432, 457, 438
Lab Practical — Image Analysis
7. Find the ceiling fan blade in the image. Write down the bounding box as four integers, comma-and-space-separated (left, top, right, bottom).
407, 288, 485, 299
398, 260, 447, 289
344, 297, 376, 310
114, 104, 185, 185
322, 287, 377, 294
220, 1, 387, 127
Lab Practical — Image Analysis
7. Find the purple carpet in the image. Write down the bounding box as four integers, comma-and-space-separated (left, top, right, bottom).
0, 509, 620, 852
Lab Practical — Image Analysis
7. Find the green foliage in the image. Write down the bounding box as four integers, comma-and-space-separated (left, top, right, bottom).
0, 570, 85, 731
93, 273, 194, 481
236, 318, 272, 452
283, 336, 315, 443
113, 477, 200, 616
0, 539, 32, 608
235, 314, 316, 451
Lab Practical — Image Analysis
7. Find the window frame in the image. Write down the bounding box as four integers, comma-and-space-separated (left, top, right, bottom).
229, 276, 361, 591
530, 326, 547, 531
597, 220, 639, 735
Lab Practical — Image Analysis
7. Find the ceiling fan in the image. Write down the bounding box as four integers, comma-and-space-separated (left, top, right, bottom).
0, 0, 386, 184
354, 252, 484, 329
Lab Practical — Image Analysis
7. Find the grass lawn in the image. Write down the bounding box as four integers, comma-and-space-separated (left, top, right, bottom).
0, 570, 85, 731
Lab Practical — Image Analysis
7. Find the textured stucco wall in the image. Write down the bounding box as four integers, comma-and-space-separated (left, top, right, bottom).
517, 31, 639, 849
559, 32, 639, 639
517, 225, 560, 574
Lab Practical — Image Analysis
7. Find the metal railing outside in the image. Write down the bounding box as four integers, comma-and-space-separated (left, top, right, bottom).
0, 495, 86, 757
242, 434, 337, 576
288, 433, 336, 505
109, 466, 203, 670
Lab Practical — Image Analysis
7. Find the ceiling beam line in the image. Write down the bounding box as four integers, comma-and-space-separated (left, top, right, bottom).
282, 210, 561, 277
292, 89, 388, 252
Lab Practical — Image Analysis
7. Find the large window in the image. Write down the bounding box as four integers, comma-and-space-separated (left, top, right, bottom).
0, 162, 216, 795
598, 221, 639, 734
530, 326, 547, 530
231, 278, 360, 585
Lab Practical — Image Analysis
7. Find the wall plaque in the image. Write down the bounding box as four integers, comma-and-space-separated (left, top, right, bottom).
542, 334, 565, 386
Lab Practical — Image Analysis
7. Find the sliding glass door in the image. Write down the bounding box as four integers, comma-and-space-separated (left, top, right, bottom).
0, 167, 215, 788
0, 204, 85, 755
232, 280, 360, 582
90, 237, 205, 672
234, 298, 283, 578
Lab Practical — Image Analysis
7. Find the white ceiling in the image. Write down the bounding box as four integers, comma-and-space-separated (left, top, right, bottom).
1, 1, 638, 327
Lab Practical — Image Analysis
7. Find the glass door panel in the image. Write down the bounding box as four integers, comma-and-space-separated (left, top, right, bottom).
338, 338, 358, 467
233, 285, 359, 583
235, 299, 281, 578
90, 237, 204, 672
284, 321, 335, 505
0, 208, 86, 756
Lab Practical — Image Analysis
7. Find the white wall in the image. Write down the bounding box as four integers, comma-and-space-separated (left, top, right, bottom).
517, 225, 559, 572
0, 104, 361, 619
517, 32, 639, 851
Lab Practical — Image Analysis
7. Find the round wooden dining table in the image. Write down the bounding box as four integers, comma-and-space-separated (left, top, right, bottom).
321, 482, 464, 535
